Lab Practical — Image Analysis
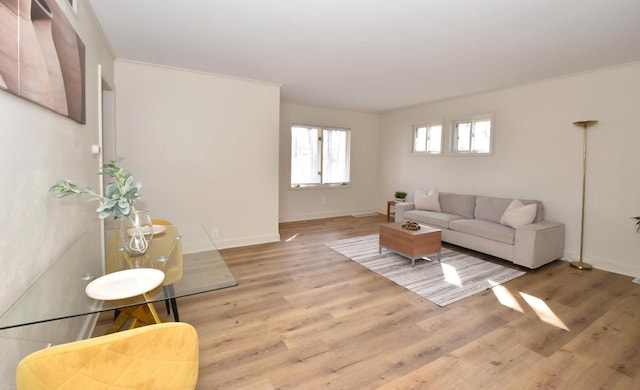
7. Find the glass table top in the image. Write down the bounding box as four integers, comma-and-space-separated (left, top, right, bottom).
0, 223, 237, 330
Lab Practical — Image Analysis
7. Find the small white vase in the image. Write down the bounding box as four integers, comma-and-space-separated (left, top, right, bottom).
119, 209, 153, 256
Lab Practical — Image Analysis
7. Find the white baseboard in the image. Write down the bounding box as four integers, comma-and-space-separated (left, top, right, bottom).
563, 250, 640, 278
280, 208, 380, 223
213, 233, 281, 249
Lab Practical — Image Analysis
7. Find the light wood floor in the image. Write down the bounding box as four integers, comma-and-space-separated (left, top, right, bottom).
95, 215, 640, 389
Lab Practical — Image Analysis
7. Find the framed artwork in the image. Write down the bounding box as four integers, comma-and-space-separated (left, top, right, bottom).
0, 0, 86, 123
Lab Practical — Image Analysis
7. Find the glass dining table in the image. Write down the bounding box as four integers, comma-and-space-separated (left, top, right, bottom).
0, 223, 237, 331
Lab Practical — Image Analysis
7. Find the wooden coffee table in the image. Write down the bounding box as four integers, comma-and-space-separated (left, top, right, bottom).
379, 222, 442, 267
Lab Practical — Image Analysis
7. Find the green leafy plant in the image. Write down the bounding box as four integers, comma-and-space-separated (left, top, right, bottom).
633, 216, 640, 233
49, 157, 142, 219
394, 191, 407, 200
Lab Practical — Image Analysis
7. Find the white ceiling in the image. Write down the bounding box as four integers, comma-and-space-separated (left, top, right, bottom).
89, 0, 640, 113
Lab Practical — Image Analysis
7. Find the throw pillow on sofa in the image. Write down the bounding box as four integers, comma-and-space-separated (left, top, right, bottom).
500, 199, 537, 229
415, 188, 441, 212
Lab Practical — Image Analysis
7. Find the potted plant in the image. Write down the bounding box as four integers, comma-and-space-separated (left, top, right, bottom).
634, 216, 640, 232
49, 157, 151, 255
394, 191, 407, 202
50, 157, 141, 219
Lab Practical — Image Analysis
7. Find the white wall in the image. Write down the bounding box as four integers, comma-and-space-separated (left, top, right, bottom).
379, 62, 640, 277
279, 103, 381, 222
114, 60, 281, 249
0, 1, 116, 388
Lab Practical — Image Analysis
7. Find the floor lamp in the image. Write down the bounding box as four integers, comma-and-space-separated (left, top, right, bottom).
570, 120, 598, 270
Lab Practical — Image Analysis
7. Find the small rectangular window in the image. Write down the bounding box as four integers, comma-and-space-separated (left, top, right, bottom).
291, 125, 350, 187
322, 128, 350, 184
450, 115, 493, 155
471, 119, 491, 152
412, 123, 442, 155
291, 125, 321, 186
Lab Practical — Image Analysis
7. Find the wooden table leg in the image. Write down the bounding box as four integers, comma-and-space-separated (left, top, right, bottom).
105, 293, 162, 334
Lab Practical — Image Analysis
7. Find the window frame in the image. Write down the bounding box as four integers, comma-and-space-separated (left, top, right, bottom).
411, 122, 443, 156
290, 124, 351, 189
447, 113, 494, 156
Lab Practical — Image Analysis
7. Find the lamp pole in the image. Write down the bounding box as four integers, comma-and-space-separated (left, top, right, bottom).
570, 120, 598, 270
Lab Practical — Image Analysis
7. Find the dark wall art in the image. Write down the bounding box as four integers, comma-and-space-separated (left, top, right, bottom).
0, 0, 86, 123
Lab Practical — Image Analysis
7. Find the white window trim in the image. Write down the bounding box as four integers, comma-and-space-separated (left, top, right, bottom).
290, 123, 351, 189
411, 121, 444, 156
446, 113, 494, 156
65, 0, 78, 16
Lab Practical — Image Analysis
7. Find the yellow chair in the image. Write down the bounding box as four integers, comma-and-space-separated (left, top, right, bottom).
105, 218, 184, 329
16, 322, 199, 389
152, 218, 183, 322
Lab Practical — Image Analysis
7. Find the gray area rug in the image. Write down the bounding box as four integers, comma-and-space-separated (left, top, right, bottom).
325, 234, 525, 306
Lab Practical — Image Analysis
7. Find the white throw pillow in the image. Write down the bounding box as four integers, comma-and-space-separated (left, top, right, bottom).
415, 189, 441, 212
500, 199, 537, 229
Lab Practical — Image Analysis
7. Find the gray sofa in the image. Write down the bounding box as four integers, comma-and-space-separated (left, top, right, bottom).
395, 192, 564, 269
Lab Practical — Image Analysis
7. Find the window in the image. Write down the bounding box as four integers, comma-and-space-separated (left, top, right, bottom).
412, 123, 442, 154
450, 115, 493, 155
291, 125, 350, 187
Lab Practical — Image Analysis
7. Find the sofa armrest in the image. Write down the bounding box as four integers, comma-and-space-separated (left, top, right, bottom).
394, 202, 415, 223
513, 221, 564, 268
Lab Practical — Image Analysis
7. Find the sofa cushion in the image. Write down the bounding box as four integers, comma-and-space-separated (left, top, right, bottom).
439, 193, 477, 219
500, 199, 537, 228
474, 196, 513, 223
415, 189, 441, 212
526, 200, 544, 223
475, 195, 545, 223
449, 219, 515, 245
404, 210, 465, 229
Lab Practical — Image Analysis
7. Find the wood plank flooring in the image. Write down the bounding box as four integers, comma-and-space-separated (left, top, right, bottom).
94, 215, 640, 389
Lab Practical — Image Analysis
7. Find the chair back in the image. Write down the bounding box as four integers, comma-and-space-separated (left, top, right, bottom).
16, 322, 199, 389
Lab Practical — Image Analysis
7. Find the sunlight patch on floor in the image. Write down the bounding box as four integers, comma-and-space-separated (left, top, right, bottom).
488, 280, 524, 312
441, 263, 462, 287
520, 292, 570, 331
488, 281, 569, 330
285, 233, 300, 242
